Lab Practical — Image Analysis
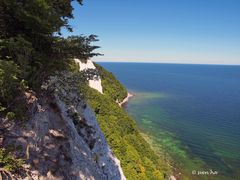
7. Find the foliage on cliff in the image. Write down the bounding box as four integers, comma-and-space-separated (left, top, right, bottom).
81, 65, 170, 180
95, 63, 128, 102
0, 0, 101, 174
0, 148, 23, 172
0, 0, 100, 119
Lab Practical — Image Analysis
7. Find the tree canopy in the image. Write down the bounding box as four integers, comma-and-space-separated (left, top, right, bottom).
0, 0, 101, 117
0, 0, 101, 77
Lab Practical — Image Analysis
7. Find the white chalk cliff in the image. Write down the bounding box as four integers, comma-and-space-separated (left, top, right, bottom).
74, 59, 103, 94
1, 71, 125, 180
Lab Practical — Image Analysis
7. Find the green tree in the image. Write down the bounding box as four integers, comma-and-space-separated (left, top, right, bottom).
0, 0, 101, 116
0, 0, 101, 86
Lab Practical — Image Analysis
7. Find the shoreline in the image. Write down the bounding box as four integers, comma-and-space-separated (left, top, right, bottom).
119, 91, 177, 180
140, 132, 179, 180
118, 92, 134, 107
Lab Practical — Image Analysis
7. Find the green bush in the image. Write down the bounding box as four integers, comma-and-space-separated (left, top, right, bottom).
0, 60, 21, 105
0, 103, 6, 112
6, 112, 16, 121
0, 60, 28, 121
0, 148, 23, 172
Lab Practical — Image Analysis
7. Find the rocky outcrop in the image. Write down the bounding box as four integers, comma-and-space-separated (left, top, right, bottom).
1, 72, 125, 180
117, 93, 133, 107
74, 59, 103, 94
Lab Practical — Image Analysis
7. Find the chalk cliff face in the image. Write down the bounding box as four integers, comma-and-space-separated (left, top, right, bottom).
1, 70, 125, 179
74, 59, 103, 94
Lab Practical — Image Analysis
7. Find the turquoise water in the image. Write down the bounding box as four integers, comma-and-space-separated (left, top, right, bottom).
100, 62, 240, 180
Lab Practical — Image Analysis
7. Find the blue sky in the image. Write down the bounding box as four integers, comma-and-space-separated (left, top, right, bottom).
63, 0, 240, 64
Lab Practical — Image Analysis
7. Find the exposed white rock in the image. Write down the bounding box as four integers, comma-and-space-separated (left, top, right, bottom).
117, 93, 133, 107
74, 59, 103, 94
1, 72, 125, 180
169, 175, 177, 180
89, 78, 103, 94
75, 59, 96, 71
81, 105, 126, 180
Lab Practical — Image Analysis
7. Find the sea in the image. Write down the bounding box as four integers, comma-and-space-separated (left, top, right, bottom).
99, 62, 240, 180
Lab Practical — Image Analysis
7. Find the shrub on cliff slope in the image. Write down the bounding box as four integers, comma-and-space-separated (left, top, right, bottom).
0, 60, 28, 120
0, 148, 23, 172
0, 60, 21, 105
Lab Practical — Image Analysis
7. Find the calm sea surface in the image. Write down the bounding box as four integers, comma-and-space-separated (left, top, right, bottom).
99, 62, 240, 180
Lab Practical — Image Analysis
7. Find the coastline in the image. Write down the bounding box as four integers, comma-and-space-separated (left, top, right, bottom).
122, 93, 178, 180
140, 132, 179, 180
118, 92, 134, 107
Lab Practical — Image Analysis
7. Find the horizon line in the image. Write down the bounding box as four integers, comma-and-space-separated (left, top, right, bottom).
93, 60, 240, 66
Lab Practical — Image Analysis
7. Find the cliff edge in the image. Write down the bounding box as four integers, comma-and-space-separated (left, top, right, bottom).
1, 60, 170, 180
1, 66, 126, 179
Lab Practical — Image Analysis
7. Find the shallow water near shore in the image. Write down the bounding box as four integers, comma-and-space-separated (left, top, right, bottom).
99, 62, 240, 180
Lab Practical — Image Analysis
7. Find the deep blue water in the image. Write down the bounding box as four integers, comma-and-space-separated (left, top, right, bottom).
99, 62, 240, 179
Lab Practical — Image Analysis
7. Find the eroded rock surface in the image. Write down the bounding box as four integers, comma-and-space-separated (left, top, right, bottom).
1, 72, 125, 180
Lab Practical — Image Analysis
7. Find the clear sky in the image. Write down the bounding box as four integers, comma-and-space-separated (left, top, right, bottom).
63, 0, 240, 65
